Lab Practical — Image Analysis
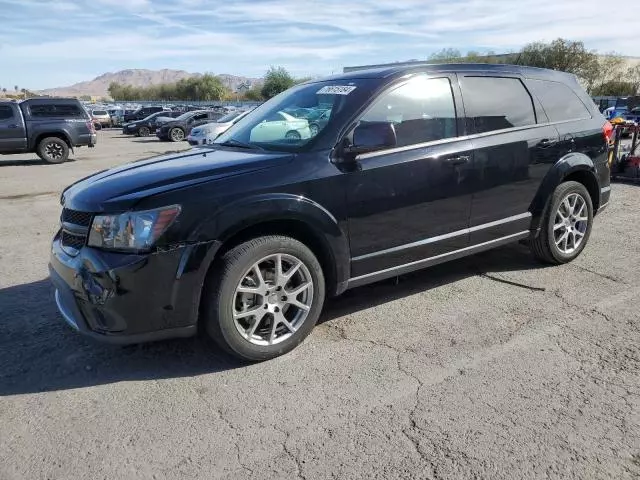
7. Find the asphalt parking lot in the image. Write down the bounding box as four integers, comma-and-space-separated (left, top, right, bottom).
1, 130, 639, 480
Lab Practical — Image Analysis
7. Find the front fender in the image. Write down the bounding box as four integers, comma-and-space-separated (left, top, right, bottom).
191, 193, 350, 294
529, 152, 598, 232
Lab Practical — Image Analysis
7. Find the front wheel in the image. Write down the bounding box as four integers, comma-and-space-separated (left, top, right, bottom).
203, 236, 325, 361
530, 181, 593, 264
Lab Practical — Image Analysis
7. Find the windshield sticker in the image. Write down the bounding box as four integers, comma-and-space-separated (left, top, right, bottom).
316, 85, 357, 95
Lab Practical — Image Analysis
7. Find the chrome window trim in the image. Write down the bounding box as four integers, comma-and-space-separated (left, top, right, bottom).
352, 212, 531, 262
356, 118, 590, 161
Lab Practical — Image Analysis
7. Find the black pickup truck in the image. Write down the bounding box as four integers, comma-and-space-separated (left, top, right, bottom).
0, 98, 97, 163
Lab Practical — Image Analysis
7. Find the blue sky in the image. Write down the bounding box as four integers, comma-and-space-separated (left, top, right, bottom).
0, 0, 636, 90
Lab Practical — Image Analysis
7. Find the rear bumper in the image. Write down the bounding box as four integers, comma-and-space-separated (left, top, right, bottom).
48, 233, 221, 345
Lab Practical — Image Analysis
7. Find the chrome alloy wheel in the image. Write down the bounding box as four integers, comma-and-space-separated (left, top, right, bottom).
553, 192, 588, 254
232, 254, 314, 346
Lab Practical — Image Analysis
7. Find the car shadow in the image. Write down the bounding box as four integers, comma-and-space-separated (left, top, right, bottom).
0, 243, 547, 396
0, 157, 77, 167
131, 138, 164, 143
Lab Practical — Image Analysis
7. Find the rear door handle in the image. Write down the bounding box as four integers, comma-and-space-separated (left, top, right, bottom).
538, 138, 558, 148
445, 155, 470, 166
7, 124, 19, 129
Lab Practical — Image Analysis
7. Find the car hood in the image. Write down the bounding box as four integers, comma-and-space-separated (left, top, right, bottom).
62, 148, 294, 212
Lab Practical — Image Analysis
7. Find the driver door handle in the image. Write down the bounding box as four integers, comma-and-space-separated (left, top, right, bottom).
445, 155, 470, 166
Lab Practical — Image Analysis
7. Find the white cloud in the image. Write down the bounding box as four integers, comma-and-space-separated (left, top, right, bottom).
1, 0, 638, 89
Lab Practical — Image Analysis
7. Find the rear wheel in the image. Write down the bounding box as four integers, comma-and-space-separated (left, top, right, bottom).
37, 137, 69, 164
170, 127, 185, 142
138, 126, 150, 137
203, 235, 325, 361
285, 130, 301, 140
530, 181, 593, 264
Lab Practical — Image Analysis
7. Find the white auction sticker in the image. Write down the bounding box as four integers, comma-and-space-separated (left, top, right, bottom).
316, 85, 357, 95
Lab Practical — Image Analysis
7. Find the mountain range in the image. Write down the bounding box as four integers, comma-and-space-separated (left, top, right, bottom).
38, 69, 261, 98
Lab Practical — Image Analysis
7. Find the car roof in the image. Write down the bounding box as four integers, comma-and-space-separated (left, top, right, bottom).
320, 63, 578, 84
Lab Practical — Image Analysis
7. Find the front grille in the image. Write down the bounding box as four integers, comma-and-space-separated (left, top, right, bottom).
61, 230, 86, 250
62, 208, 93, 227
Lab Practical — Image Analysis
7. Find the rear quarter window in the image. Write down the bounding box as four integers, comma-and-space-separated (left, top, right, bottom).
525, 79, 592, 122
0, 105, 14, 120
460, 76, 536, 134
30, 103, 85, 118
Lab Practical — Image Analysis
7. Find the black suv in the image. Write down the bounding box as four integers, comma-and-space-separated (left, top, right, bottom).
124, 106, 168, 123
50, 64, 611, 360
0, 98, 96, 163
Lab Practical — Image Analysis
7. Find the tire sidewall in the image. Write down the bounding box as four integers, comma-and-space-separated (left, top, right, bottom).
546, 182, 593, 262
170, 128, 184, 142
38, 137, 68, 164
208, 237, 325, 361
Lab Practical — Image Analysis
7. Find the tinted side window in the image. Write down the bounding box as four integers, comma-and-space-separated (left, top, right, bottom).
361, 76, 457, 147
191, 113, 208, 122
0, 105, 14, 120
461, 77, 536, 134
526, 79, 591, 122
30, 103, 84, 117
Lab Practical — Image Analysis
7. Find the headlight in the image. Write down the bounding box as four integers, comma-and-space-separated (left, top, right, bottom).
88, 205, 181, 251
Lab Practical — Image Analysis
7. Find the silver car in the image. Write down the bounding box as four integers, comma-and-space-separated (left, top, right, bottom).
187, 109, 254, 146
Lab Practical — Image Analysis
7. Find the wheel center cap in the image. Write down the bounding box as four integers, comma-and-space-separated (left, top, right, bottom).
267, 293, 279, 304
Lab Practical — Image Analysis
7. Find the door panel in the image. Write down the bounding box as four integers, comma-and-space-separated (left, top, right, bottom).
468, 124, 559, 244
0, 105, 26, 151
348, 140, 475, 277
458, 75, 558, 244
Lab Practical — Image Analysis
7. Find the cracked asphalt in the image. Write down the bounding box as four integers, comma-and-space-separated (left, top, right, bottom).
1, 131, 639, 479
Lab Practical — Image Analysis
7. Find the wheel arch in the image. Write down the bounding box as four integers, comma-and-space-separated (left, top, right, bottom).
529, 152, 600, 233
194, 193, 350, 299
32, 131, 72, 150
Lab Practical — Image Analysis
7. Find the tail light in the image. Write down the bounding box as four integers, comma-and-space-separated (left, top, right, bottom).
603, 121, 614, 144
86, 120, 96, 134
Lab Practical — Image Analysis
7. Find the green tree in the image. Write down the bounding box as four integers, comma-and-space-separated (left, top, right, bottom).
243, 86, 264, 101
516, 38, 599, 81
428, 48, 462, 62
261, 66, 295, 99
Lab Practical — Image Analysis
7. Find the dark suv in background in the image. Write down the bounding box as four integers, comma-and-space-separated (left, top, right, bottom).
50, 64, 611, 360
124, 106, 169, 122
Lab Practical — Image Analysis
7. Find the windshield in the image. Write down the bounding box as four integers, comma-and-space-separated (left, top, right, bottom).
214, 79, 377, 152
217, 111, 243, 123
176, 111, 201, 121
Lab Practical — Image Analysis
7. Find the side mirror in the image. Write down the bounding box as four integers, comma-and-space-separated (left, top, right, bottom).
346, 122, 397, 156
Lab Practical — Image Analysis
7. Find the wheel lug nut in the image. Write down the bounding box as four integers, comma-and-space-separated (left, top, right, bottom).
274, 307, 279, 312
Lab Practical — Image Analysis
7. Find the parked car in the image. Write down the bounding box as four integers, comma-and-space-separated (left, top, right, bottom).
49, 64, 611, 360
110, 110, 126, 127
187, 109, 254, 145
0, 98, 96, 163
124, 106, 170, 122
156, 110, 221, 142
309, 109, 331, 137
249, 111, 311, 142
122, 111, 182, 136
91, 109, 112, 128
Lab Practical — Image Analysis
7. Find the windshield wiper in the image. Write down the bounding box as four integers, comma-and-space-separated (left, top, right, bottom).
217, 138, 263, 150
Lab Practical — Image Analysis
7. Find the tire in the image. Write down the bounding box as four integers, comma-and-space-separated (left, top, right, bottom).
170, 127, 185, 142
309, 123, 319, 137
94, 122, 102, 131
37, 137, 69, 164
138, 126, 150, 137
285, 130, 301, 140
203, 235, 326, 361
530, 181, 593, 264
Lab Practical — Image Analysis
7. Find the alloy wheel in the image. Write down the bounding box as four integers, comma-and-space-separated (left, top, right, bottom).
45, 142, 64, 161
232, 253, 313, 346
553, 193, 588, 254
171, 128, 184, 141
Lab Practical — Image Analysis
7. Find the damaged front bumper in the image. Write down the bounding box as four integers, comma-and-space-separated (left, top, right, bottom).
49, 233, 220, 344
